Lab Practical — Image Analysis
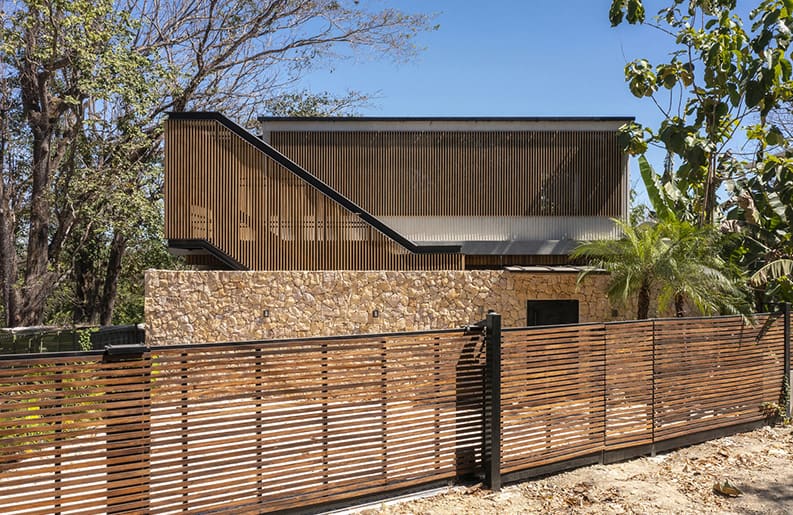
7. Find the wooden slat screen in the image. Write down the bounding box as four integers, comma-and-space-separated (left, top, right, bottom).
165, 119, 463, 270
500, 324, 607, 473
604, 321, 654, 450
0, 330, 484, 514
272, 130, 626, 217
0, 353, 152, 514
499, 314, 786, 476
146, 332, 484, 513
0, 314, 787, 513
653, 315, 785, 441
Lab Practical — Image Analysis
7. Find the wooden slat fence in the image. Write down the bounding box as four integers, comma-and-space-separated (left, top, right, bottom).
0, 312, 788, 513
0, 352, 152, 514
652, 316, 784, 440
500, 323, 607, 473
498, 313, 786, 482
0, 329, 485, 514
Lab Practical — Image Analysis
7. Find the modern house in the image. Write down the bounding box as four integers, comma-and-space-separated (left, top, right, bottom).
164, 112, 630, 271
149, 112, 633, 343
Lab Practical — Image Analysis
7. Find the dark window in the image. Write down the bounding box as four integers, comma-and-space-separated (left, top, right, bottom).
526, 300, 579, 327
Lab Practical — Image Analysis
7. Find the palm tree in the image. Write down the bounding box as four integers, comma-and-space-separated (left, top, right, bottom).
572, 217, 750, 320
572, 219, 661, 319
657, 219, 751, 318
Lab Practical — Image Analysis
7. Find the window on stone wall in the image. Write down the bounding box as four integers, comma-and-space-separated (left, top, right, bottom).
526, 300, 579, 326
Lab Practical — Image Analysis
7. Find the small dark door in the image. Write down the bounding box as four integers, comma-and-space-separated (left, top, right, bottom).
526, 300, 579, 326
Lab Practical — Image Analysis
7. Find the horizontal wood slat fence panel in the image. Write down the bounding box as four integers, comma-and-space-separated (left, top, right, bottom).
0, 330, 485, 514
0, 313, 787, 513
0, 352, 152, 514
500, 324, 607, 473
499, 313, 786, 477
146, 332, 485, 513
652, 316, 784, 441
272, 131, 626, 217
165, 119, 463, 271
604, 321, 654, 450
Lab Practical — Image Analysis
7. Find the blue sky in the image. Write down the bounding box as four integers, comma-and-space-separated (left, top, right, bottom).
297, 1, 680, 200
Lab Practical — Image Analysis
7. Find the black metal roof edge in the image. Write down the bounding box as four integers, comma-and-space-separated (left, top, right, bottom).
168, 239, 248, 270
166, 112, 460, 255
256, 115, 636, 123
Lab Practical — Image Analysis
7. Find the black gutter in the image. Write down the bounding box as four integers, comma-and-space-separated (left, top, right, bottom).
256, 115, 636, 122
168, 239, 247, 270
168, 112, 460, 255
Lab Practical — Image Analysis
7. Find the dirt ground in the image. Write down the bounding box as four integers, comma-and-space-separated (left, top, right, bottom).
364, 425, 793, 515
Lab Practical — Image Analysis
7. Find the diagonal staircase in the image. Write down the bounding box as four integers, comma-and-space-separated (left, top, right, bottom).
164, 112, 462, 270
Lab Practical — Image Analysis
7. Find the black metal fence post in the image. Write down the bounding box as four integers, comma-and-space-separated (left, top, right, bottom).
783, 302, 791, 420
483, 312, 502, 491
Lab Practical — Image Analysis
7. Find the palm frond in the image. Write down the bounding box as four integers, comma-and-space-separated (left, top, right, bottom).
750, 259, 793, 286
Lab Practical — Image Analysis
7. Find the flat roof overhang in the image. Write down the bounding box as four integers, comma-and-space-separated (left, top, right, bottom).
505, 265, 607, 273
258, 116, 635, 133
444, 239, 581, 256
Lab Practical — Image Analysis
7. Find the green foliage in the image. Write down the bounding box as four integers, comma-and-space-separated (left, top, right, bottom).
76, 327, 97, 352
609, 0, 647, 26
613, 0, 793, 222
611, 0, 793, 308
573, 219, 665, 319
112, 237, 186, 325
573, 217, 751, 319
1, 364, 105, 449
262, 90, 370, 117
639, 156, 675, 222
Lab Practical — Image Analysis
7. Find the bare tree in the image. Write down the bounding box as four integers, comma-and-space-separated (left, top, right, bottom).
1, 0, 435, 326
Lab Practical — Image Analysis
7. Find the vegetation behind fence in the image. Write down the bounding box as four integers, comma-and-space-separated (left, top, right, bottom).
0, 325, 145, 354
0, 312, 788, 514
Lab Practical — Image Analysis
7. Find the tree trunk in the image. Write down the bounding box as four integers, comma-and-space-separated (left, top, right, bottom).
72, 246, 102, 325
637, 282, 651, 320
674, 293, 685, 317
0, 187, 17, 327
99, 233, 127, 326
0, 112, 18, 327
13, 128, 56, 326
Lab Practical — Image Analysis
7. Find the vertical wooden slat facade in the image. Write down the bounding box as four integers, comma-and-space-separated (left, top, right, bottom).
270, 129, 625, 217
0, 313, 787, 513
165, 118, 463, 271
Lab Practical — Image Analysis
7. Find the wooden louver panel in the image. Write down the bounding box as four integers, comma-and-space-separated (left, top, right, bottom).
0, 353, 153, 514
165, 119, 463, 270
272, 130, 626, 217
146, 332, 485, 513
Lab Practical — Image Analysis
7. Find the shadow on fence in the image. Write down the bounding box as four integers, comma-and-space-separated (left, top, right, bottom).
0, 309, 789, 514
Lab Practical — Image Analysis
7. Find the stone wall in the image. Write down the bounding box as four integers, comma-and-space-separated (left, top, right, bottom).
144, 270, 635, 345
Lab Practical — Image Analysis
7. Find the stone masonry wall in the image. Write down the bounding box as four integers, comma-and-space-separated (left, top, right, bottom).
144, 270, 635, 345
